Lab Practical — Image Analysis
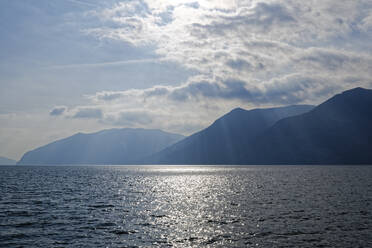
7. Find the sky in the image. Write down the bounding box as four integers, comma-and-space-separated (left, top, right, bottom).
1, 0, 372, 160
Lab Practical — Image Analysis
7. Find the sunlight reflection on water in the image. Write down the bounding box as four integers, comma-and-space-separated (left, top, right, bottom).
1, 166, 372, 247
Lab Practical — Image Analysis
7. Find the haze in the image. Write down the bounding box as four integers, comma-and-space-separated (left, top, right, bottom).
1, 0, 372, 160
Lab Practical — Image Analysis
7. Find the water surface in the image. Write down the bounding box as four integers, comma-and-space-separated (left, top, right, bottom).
1, 165, 372, 247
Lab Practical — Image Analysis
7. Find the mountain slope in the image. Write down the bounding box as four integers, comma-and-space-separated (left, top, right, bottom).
248, 87, 372, 164
148, 105, 314, 164
0, 156, 16, 165
18, 128, 184, 165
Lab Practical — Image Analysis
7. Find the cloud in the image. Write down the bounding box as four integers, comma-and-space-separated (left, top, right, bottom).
190, 2, 296, 37
56, 0, 372, 135
291, 48, 372, 73
50, 106, 105, 119
359, 14, 372, 32
85, 0, 372, 83
72, 107, 103, 119
3, 0, 372, 161
46, 58, 161, 70
260, 74, 340, 105
50, 106, 67, 116
93, 91, 126, 101
65, 0, 99, 8
226, 58, 252, 71
167, 79, 255, 102
105, 111, 153, 126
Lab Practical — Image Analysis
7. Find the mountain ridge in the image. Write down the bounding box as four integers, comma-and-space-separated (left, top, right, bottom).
147, 104, 315, 164
18, 128, 184, 165
245, 87, 372, 164
148, 87, 372, 165
16, 87, 372, 165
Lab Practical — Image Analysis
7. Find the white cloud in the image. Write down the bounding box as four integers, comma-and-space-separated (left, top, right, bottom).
359, 14, 372, 32
65, 0, 372, 135
72, 107, 103, 119
45, 58, 161, 69
6, 0, 372, 159
104, 110, 154, 126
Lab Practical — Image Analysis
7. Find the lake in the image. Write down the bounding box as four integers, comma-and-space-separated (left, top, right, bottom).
1, 165, 372, 247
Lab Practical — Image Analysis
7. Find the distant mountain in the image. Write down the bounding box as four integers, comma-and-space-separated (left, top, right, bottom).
18, 128, 184, 165
0, 156, 16, 165
17, 87, 372, 165
247, 87, 372, 164
147, 105, 314, 164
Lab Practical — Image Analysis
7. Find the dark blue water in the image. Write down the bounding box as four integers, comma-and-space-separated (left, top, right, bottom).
1, 166, 372, 247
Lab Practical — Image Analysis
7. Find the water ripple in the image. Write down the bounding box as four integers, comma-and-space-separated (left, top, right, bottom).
0, 165, 372, 247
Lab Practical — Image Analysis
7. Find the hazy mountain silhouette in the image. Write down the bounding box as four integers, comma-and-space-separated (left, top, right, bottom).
18, 128, 184, 165
0, 156, 16, 165
247, 87, 372, 164
147, 105, 314, 164
16, 87, 372, 165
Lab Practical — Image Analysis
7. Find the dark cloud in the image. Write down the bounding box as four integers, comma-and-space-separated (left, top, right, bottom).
50, 106, 66, 116
167, 79, 254, 102
190, 2, 295, 38
169, 81, 221, 101
261, 74, 342, 105
245, 2, 296, 27
291, 48, 372, 75
73, 108, 103, 119
295, 49, 350, 71
160, 74, 348, 106
226, 58, 252, 71
220, 80, 253, 100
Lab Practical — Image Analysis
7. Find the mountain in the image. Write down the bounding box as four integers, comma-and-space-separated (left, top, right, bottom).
147, 105, 314, 164
16, 87, 372, 165
247, 87, 372, 164
18, 128, 184, 165
0, 156, 16, 165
